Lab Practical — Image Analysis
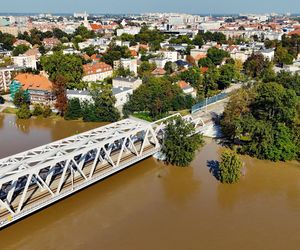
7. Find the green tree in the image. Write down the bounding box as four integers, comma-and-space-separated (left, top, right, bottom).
16, 104, 31, 119
13, 89, 30, 108
207, 47, 229, 65
162, 117, 204, 167
42, 105, 52, 118
251, 82, 297, 124
244, 53, 271, 78
82, 45, 98, 56
74, 25, 95, 40
198, 57, 213, 67
0, 31, 15, 50
90, 85, 120, 122
218, 150, 243, 184
32, 103, 44, 116
40, 52, 83, 87
64, 98, 82, 120
12, 45, 30, 56
218, 63, 237, 89
164, 61, 177, 74
275, 46, 294, 65
192, 34, 204, 47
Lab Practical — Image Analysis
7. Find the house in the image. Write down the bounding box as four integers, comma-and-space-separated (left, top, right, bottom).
24, 47, 42, 60
42, 38, 61, 49
11, 73, 54, 104
0, 65, 25, 92
177, 80, 196, 97
151, 68, 166, 76
82, 62, 113, 82
114, 58, 138, 76
116, 27, 141, 37
149, 58, 168, 68
112, 87, 133, 107
66, 87, 132, 108
12, 55, 37, 70
159, 50, 179, 62
260, 48, 275, 61
13, 39, 32, 48
66, 89, 93, 103
112, 77, 142, 90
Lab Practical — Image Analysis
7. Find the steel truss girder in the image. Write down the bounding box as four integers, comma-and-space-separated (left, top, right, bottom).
0, 119, 159, 217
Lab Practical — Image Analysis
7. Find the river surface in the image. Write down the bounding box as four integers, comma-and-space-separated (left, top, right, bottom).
0, 113, 300, 250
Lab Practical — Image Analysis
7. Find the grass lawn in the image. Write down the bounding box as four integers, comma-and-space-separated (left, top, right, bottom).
2, 107, 18, 114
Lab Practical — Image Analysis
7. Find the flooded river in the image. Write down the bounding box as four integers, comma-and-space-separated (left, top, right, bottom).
0, 114, 300, 250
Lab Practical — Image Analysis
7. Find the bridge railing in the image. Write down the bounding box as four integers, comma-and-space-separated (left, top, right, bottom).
191, 92, 228, 114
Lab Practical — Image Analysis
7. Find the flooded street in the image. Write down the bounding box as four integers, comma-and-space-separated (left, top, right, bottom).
0, 114, 300, 250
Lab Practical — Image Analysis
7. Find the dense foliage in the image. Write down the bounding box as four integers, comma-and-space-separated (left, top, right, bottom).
16, 104, 31, 119
123, 77, 195, 119
162, 117, 204, 167
218, 150, 243, 184
40, 52, 84, 87
221, 78, 300, 162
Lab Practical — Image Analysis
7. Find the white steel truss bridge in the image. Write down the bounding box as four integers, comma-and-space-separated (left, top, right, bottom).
0, 114, 207, 228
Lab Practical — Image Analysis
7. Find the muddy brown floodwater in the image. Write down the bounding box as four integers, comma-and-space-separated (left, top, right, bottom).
0, 113, 300, 250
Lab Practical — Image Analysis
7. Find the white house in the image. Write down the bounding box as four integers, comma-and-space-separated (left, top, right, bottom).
66, 89, 93, 103
116, 27, 141, 37
112, 87, 133, 107
160, 50, 179, 62
113, 77, 142, 90
114, 58, 138, 76
149, 58, 169, 68
12, 55, 37, 70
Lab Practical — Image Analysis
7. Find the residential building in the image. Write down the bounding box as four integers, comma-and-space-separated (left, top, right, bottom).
0, 65, 24, 92
82, 62, 113, 82
42, 38, 61, 49
112, 77, 142, 90
12, 55, 37, 70
112, 87, 133, 107
149, 58, 168, 68
66, 87, 132, 108
116, 27, 141, 37
114, 58, 138, 76
66, 89, 93, 103
178, 80, 196, 97
11, 73, 54, 104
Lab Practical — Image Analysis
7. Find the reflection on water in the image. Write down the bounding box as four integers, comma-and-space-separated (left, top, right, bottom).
158, 165, 201, 206
0, 114, 300, 250
0, 114, 104, 158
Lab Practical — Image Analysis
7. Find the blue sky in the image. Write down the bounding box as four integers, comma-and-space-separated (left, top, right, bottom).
1, 0, 299, 14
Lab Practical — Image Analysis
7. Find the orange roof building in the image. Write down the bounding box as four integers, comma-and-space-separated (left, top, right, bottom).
82, 62, 113, 82
13, 73, 54, 104
14, 73, 53, 92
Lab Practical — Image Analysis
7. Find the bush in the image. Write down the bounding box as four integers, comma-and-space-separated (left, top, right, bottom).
64, 98, 82, 120
16, 104, 31, 119
218, 150, 243, 184
32, 104, 44, 116
42, 105, 52, 118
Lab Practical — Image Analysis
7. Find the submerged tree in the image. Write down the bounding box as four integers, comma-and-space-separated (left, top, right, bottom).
218, 150, 243, 184
162, 117, 204, 167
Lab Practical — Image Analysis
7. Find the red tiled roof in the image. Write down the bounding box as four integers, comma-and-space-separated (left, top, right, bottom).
83, 62, 113, 75
151, 68, 166, 75
200, 67, 209, 74
15, 73, 53, 91
130, 50, 138, 57
177, 80, 189, 89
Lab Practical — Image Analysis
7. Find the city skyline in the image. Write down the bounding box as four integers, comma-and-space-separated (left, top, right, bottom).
1, 0, 299, 14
